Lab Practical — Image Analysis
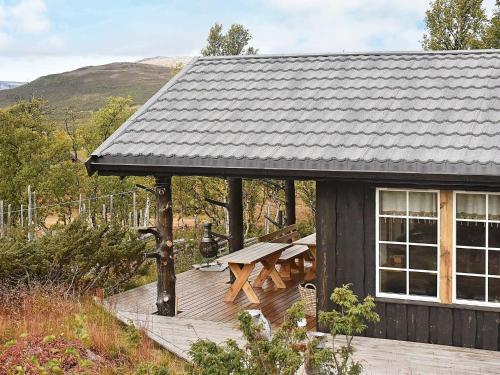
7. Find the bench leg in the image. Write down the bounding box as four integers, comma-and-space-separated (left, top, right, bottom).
297, 256, 305, 274
224, 263, 259, 304
253, 253, 286, 289
279, 262, 292, 281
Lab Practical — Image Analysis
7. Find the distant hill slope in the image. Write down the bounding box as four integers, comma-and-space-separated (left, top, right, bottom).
0, 62, 174, 121
137, 56, 193, 68
0, 81, 25, 90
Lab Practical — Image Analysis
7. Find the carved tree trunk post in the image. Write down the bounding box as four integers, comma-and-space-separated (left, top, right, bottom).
285, 179, 296, 225
155, 176, 176, 316
227, 177, 244, 283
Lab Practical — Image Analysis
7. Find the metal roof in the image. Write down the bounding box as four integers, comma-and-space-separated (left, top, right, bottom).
86, 49, 500, 179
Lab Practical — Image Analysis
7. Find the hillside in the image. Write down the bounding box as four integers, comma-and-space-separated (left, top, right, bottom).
0, 62, 174, 121
137, 56, 193, 68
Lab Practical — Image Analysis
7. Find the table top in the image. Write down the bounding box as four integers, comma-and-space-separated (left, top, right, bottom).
293, 233, 316, 246
217, 242, 291, 265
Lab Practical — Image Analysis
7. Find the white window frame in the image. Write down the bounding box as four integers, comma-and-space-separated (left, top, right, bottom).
376, 188, 440, 302
453, 191, 500, 307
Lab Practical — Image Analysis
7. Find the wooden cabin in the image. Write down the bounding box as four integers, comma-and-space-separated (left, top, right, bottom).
87, 50, 500, 351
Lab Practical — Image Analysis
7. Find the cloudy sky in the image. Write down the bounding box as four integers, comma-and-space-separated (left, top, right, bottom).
0, 0, 497, 82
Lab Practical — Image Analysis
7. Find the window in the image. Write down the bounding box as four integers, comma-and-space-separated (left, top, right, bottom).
376, 189, 439, 301
454, 192, 500, 306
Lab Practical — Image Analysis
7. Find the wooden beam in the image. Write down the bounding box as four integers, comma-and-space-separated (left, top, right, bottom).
439, 190, 453, 304
155, 176, 176, 316
285, 180, 296, 225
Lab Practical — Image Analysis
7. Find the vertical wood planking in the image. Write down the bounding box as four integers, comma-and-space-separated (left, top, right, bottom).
481, 311, 499, 350
316, 180, 337, 324
363, 186, 376, 297
415, 306, 430, 343
461, 309, 477, 348
437, 308, 453, 345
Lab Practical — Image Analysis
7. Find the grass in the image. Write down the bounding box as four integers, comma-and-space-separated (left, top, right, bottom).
0, 285, 187, 374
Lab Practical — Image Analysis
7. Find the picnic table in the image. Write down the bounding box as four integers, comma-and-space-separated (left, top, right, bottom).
293, 233, 316, 280
217, 242, 291, 304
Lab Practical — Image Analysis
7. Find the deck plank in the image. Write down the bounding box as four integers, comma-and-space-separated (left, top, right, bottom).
106, 266, 500, 373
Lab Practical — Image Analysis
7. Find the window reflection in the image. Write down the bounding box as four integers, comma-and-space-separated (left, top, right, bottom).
379, 244, 406, 268
489, 222, 500, 248
380, 270, 405, 294
489, 250, 500, 276
488, 278, 500, 303
456, 275, 485, 301
409, 272, 437, 297
409, 246, 437, 270
456, 248, 485, 274
379, 217, 406, 242
456, 221, 485, 247
409, 219, 437, 244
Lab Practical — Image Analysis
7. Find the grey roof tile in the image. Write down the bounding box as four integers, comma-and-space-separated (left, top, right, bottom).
88, 50, 500, 177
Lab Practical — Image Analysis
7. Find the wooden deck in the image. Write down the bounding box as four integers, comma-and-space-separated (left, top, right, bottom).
106, 266, 500, 373
107, 263, 313, 329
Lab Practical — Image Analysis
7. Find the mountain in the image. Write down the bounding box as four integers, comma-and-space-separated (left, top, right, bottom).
0, 81, 25, 90
0, 62, 175, 121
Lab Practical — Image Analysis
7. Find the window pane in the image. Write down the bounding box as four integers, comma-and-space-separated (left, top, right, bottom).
489, 195, 500, 221
380, 270, 406, 294
409, 246, 437, 270
409, 219, 437, 244
409, 272, 437, 297
379, 243, 406, 268
456, 275, 485, 301
489, 250, 500, 276
456, 193, 486, 220
409, 192, 437, 218
456, 248, 485, 274
380, 190, 406, 216
488, 278, 500, 303
456, 221, 485, 247
489, 223, 500, 249
379, 217, 406, 242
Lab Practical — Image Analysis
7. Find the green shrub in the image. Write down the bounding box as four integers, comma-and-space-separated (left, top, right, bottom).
189, 285, 379, 375
0, 220, 149, 294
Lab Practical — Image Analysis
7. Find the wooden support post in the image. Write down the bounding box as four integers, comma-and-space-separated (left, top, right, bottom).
285, 179, 296, 225
228, 177, 244, 283
440, 190, 453, 304
155, 176, 176, 316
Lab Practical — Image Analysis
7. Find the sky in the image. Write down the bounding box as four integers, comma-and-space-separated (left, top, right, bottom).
0, 0, 497, 82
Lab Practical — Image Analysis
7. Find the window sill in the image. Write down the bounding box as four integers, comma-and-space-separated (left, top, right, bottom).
375, 297, 500, 313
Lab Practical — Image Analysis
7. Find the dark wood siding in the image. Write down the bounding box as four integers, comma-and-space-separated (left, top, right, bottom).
315, 180, 500, 351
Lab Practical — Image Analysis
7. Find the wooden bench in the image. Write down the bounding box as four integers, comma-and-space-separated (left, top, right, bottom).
258, 225, 309, 280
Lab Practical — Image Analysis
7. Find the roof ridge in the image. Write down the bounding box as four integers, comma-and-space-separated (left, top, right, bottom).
197, 49, 500, 61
